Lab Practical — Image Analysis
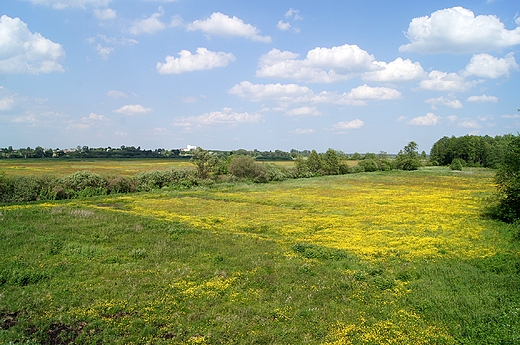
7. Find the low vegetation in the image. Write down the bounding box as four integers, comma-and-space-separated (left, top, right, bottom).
1, 168, 519, 344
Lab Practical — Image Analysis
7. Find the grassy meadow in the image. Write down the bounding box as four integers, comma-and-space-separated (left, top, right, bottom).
1, 166, 519, 344
0, 159, 196, 177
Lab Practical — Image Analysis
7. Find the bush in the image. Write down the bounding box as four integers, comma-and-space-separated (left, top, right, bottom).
358, 159, 379, 172
135, 169, 196, 191
450, 158, 465, 171
264, 163, 289, 182
228, 156, 267, 182
107, 176, 136, 194
62, 171, 107, 192
11, 176, 41, 202
493, 134, 520, 222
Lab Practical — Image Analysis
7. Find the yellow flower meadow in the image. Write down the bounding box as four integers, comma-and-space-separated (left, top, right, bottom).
90, 170, 498, 261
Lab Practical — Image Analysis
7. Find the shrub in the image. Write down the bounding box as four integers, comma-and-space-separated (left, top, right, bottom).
11, 176, 41, 202
264, 163, 290, 182
358, 159, 379, 172
228, 155, 267, 182
450, 158, 465, 171
107, 176, 136, 194
62, 171, 107, 192
493, 134, 520, 222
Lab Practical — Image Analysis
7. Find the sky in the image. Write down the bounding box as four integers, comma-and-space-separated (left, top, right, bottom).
1, 0, 519, 153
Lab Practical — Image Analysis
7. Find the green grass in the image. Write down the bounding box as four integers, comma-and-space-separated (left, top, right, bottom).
0, 168, 519, 344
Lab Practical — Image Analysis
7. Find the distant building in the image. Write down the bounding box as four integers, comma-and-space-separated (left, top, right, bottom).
181, 145, 198, 152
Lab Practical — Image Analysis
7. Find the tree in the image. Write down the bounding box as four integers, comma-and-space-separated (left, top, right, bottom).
322, 149, 340, 175
307, 150, 323, 174
395, 141, 422, 171
190, 147, 218, 179
493, 134, 520, 222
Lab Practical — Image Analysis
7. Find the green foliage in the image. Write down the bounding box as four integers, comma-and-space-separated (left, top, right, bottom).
358, 159, 379, 172
395, 141, 422, 171
228, 155, 267, 182
322, 149, 340, 175
190, 147, 218, 179
493, 134, 520, 222
430, 134, 513, 168
449, 158, 465, 171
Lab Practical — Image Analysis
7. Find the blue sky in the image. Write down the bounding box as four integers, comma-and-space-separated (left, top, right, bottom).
1, 0, 519, 153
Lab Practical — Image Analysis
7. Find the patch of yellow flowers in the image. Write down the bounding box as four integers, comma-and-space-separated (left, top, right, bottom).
94, 172, 499, 261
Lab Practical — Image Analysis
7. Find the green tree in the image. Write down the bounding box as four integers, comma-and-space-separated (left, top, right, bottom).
307, 150, 323, 174
322, 149, 340, 175
493, 134, 520, 222
395, 141, 422, 171
190, 147, 218, 179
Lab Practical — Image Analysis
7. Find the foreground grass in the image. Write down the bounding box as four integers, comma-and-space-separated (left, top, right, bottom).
1, 168, 519, 344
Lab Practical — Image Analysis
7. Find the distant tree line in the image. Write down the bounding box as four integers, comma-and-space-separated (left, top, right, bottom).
429, 134, 514, 168
0, 145, 186, 159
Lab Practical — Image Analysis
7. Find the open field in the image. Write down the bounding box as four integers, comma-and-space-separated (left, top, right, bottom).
1, 168, 519, 344
0, 159, 195, 177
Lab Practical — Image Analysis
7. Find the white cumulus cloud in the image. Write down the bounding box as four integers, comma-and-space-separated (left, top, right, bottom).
0, 15, 65, 74
284, 106, 321, 117
462, 53, 518, 78
129, 11, 166, 35
332, 119, 364, 130
362, 58, 426, 82
425, 96, 463, 109
467, 94, 498, 103
400, 7, 520, 54
172, 108, 262, 130
157, 48, 235, 74
277, 20, 291, 31
229, 81, 401, 106
290, 128, 314, 134
93, 8, 116, 20
113, 104, 152, 115
256, 45, 377, 83
187, 12, 271, 42
419, 70, 478, 92
408, 113, 440, 126
107, 90, 128, 99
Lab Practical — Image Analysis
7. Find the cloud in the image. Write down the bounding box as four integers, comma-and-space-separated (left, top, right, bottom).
107, 90, 128, 99
0, 96, 16, 111
284, 106, 321, 117
362, 58, 426, 82
229, 81, 401, 106
419, 70, 478, 92
408, 113, 440, 126
157, 48, 235, 74
11, 110, 67, 125
229, 81, 314, 103
129, 11, 166, 35
466, 94, 498, 102
93, 8, 116, 20
256, 45, 377, 83
172, 107, 262, 130
87, 35, 138, 60
347, 84, 402, 101
113, 104, 152, 115
277, 20, 292, 31
458, 119, 481, 129
425, 96, 463, 109
66, 112, 110, 130
0, 15, 65, 74
400, 7, 520, 54
285, 8, 302, 20
290, 128, 314, 134
23, 0, 111, 9
332, 119, 364, 130
187, 12, 271, 42
462, 53, 518, 78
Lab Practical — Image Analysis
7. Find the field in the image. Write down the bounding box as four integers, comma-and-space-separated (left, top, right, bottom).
0, 159, 195, 177
1, 166, 519, 344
